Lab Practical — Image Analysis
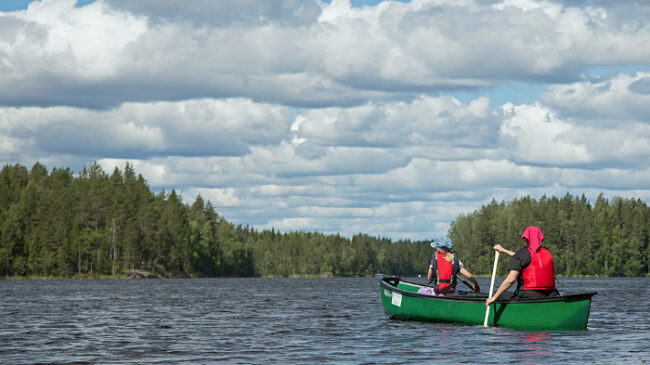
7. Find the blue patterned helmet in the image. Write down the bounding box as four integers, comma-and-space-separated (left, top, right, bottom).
430, 236, 452, 251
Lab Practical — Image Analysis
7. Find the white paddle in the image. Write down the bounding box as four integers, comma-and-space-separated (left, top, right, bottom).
484, 251, 500, 327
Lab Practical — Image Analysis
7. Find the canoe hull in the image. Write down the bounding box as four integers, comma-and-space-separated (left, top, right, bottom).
378, 275, 596, 330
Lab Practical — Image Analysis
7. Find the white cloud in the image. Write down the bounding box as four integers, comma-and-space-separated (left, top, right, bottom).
498, 100, 650, 169
2, 0, 650, 108
498, 103, 591, 166
0, 0, 649, 240
541, 72, 650, 123
296, 95, 496, 148
107, 0, 322, 27
0, 99, 295, 161
5, 0, 146, 79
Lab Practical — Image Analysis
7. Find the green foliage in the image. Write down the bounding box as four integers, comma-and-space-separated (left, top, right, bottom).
1, 163, 647, 278
449, 194, 649, 277
0, 163, 428, 278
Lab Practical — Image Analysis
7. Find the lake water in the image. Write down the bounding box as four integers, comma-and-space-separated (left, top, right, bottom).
1, 276, 648, 364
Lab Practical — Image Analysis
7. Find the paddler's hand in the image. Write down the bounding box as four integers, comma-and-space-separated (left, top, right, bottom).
486, 295, 496, 308
474, 284, 481, 293
493, 244, 515, 257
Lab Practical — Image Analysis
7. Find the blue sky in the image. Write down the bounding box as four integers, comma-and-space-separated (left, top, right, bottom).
0, 0, 409, 11
0, 0, 94, 10
1, 0, 649, 240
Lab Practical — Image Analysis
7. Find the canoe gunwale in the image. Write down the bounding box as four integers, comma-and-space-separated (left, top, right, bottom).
378, 275, 597, 304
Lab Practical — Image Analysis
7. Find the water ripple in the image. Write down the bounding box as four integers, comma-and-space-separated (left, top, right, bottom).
1, 277, 648, 364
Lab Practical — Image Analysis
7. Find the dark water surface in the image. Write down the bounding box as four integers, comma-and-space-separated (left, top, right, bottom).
1, 277, 648, 364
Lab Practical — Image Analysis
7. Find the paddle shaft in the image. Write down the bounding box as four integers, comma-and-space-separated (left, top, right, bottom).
484, 251, 500, 327
459, 277, 479, 293
427, 277, 478, 293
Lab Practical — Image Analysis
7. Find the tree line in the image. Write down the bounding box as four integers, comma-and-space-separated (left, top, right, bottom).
1, 163, 648, 278
449, 194, 649, 277
0, 163, 429, 278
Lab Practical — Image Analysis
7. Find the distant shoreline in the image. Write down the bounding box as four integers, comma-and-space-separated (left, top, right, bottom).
4, 273, 648, 280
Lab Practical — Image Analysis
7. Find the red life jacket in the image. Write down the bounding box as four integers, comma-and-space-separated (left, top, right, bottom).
432, 251, 460, 294
522, 247, 555, 290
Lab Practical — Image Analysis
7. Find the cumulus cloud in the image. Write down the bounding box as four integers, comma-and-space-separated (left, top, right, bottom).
541, 72, 650, 123
0, 0, 649, 240
2, 0, 650, 109
0, 99, 295, 161
293, 96, 495, 150
0, 0, 146, 96
106, 0, 322, 27
498, 102, 650, 169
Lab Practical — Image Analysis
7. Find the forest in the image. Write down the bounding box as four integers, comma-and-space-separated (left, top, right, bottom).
0, 162, 648, 278
0, 162, 429, 278
449, 194, 649, 277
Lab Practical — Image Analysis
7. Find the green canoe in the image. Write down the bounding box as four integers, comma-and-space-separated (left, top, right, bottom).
377, 274, 596, 330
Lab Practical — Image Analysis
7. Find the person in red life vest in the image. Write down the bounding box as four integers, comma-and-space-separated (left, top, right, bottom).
486, 226, 559, 307
418, 236, 480, 296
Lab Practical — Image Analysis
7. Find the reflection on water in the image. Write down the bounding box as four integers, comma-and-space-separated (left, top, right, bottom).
426, 324, 455, 346
519, 332, 550, 361
520, 332, 550, 343
0, 277, 648, 364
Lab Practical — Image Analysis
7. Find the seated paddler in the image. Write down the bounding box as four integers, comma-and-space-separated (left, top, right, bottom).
486, 226, 559, 307
418, 236, 480, 296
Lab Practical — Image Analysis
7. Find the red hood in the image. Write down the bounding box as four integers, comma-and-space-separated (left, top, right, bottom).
521, 226, 544, 252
